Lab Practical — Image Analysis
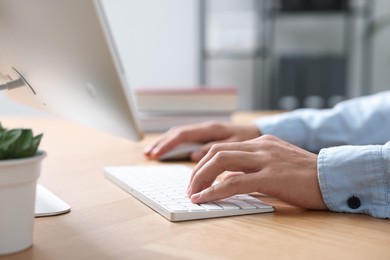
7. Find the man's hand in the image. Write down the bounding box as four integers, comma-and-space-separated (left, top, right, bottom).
187, 135, 328, 210
144, 121, 261, 162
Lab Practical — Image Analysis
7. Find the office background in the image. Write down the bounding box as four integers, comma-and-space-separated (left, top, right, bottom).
1, 0, 390, 114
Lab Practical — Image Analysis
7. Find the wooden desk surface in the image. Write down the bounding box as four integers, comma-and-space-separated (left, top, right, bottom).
1, 112, 390, 260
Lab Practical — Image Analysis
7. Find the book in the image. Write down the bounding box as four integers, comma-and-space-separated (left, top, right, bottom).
137, 111, 232, 133
135, 87, 238, 113
135, 87, 238, 132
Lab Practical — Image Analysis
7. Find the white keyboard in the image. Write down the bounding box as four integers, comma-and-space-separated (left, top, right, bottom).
104, 165, 274, 221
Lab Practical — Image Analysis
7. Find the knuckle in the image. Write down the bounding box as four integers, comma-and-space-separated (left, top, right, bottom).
209, 143, 224, 153
207, 184, 216, 194
204, 120, 220, 127
175, 129, 191, 140
213, 150, 229, 162
204, 120, 228, 132
260, 134, 276, 141
168, 125, 182, 133
167, 126, 183, 137
257, 134, 279, 149
225, 175, 241, 187
223, 176, 242, 194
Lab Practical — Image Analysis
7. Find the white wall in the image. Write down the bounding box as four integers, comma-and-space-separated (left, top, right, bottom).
101, 0, 199, 89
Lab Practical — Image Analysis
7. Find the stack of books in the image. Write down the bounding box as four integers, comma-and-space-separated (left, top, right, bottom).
135, 87, 238, 132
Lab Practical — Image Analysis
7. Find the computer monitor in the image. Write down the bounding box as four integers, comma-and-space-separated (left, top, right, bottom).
0, 0, 143, 141
0, 0, 144, 216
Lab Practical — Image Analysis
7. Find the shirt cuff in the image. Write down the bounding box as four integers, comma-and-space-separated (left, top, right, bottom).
318, 145, 390, 218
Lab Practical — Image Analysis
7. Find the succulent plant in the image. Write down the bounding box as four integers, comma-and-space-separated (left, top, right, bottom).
0, 123, 43, 160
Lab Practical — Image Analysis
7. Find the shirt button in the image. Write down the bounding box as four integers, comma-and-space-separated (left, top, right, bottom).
347, 196, 361, 209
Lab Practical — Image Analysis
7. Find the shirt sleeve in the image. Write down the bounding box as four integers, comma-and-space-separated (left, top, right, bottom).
253, 91, 390, 152
252, 91, 390, 218
318, 141, 390, 218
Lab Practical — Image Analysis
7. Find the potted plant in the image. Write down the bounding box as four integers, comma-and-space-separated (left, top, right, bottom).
0, 123, 45, 255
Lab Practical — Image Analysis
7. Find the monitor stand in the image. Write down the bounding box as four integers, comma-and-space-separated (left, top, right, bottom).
35, 184, 71, 217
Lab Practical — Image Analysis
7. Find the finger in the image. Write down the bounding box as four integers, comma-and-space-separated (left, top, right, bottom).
221, 171, 245, 181
145, 134, 190, 160
143, 135, 165, 158
189, 132, 262, 162
147, 136, 182, 159
189, 138, 237, 162
189, 142, 261, 185
190, 173, 260, 204
149, 123, 220, 159
188, 133, 260, 162
188, 150, 263, 196
188, 143, 236, 190
143, 142, 160, 157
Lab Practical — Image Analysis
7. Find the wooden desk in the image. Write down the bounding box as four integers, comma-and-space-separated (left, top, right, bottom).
1, 113, 390, 260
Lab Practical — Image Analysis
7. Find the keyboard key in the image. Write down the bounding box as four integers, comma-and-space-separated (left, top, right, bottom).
182, 203, 205, 211
166, 205, 188, 212
214, 201, 240, 210
200, 203, 222, 211
227, 199, 257, 209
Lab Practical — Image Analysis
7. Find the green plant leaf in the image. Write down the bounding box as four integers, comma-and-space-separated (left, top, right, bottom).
7, 130, 33, 158
0, 123, 43, 159
0, 129, 22, 152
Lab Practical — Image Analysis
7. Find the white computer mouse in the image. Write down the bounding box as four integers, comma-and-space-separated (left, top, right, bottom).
158, 143, 203, 161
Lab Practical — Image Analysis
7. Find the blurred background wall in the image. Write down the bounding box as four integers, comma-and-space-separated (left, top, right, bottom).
1, 0, 390, 114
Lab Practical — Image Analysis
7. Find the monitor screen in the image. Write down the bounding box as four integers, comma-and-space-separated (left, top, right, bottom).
0, 0, 143, 141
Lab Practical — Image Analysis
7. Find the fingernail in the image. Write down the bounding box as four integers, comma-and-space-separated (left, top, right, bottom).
148, 147, 160, 159
152, 146, 160, 154
143, 145, 154, 155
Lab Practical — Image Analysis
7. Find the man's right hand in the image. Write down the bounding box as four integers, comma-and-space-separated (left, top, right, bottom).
144, 121, 261, 162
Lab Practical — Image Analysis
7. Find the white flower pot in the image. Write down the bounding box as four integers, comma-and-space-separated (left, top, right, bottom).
0, 151, 46, 255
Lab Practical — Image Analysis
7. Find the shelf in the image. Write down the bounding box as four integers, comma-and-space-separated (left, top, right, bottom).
204, 48, 268, 59
199, 0, 371, 109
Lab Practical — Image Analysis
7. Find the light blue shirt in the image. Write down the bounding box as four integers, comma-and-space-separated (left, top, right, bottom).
253, 91, 390, 218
